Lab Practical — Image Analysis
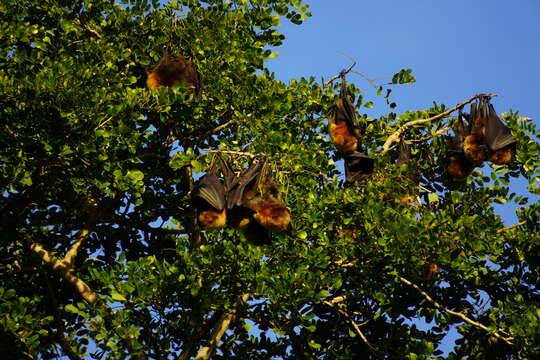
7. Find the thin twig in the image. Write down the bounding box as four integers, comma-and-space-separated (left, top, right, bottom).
497, 220, 527, 233
405, 127, 452, 144
322, 300, 384, 358
381, 94, 497, 154
202, 149, 264, 159
351, 70, 379, 90
94, 116, 113, 131
195, 294, 250, 360
323, 58, 357, 88
396, 275, 514, 345
195, 119, 237, 144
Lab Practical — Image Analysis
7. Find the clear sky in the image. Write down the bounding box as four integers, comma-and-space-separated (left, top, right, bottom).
267, 0, 540, 224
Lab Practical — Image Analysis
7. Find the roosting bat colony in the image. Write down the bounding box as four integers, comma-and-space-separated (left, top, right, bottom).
146, 54, 518, 245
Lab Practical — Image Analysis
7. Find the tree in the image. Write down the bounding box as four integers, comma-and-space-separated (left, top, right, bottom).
1, 0, 539, 359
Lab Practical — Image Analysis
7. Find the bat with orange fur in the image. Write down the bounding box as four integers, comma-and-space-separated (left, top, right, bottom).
328, 75, 363, 154
193, 166, 227, 229
146, 53, 203, 101
222, 159, 291, 245
463, 98, 489, 164
485, 103, 517, 164
447, 108, 475, 181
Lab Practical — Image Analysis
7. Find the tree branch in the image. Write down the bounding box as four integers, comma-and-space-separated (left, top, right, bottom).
29, 242, 97, 304
196, 119, 237, 145
202, 149, 265, 159
396, 275, 514, 345
381, 94, 497, 154
322, 300, 384, 358
497, 220, 527, 233
195, 294, 250, 360
323, 58, 357, 88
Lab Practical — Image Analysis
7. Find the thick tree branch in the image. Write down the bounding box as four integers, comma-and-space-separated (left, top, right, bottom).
195, 294, 250, 360
29, 242, 97, 304
178, 311, 224, 360
381, 94, 497, 154
396, 275, 514, 345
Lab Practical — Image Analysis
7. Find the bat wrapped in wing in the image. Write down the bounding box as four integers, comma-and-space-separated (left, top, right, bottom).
328, 75, 363, 154
147, 53, 203, 101
447, 108, 475, 180
463, 98, 489, 164
193, 166, 227, 229
485, 103, 517, 164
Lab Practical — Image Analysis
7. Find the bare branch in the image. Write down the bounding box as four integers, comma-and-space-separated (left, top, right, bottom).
29, 242, 98, 304
396, 275, 514, 345
405, 127, 452, 144
322, 300, 384, 358
195, 294, 250, 360
196, 119, 237, 144
497, 220, 527, 233
202, 149, 265, 159
323, 56, 357, 88
381, 94, 497, 154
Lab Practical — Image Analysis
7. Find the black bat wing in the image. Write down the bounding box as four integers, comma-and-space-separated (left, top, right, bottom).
193, 65, 204, 102
340, 79, 361, 129
193, 172, 226, 211
396, 141, 411, 167
344, 151, 374, 183
447, 109, 468, 154
485, 103, 518, 151
227, 161, 263, 209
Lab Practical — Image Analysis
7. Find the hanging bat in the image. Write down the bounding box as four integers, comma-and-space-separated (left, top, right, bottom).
485, 103, 517, 165
220, 159, 272, 245
222, 159, 291, 244
394, 141, 420, 205
463, 98, 489, 164
447, 108, 475, 180
328, 75, 363, 154
146, 53, 203, 101
239, 160, 291, 234
344, 151, 374, 183
192, 166, 227, 229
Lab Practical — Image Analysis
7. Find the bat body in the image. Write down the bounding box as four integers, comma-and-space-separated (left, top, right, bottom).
463, 100, 488, 164
463, 97, 517, 165
222, 160, 291, 244
344, 151, 374, 183
193, 171, 227, 229
329, 77, 362, 154
485, 103, 517, 164
147, 54, 203, 101
447, 109, 475, 180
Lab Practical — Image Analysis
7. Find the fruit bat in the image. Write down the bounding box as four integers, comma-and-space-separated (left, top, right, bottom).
447, 109, 475, 180
221, 159, 291, 245
146, 53, 203, 101
485, 103, 517, 164
328, 75, 363, 154
463, 98, 489, 164
344, 151, 374, 183
193, 165, 227, 229
394, 141, 420, 205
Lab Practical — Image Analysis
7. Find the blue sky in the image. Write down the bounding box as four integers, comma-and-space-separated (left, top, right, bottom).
267, 0, 540, 224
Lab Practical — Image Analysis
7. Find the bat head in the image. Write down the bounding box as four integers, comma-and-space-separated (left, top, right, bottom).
254, 203, 291, 232
197, 208, 227, 229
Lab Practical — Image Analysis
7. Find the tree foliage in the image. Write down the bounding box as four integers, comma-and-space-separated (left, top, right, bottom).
1, 1, 539, 359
